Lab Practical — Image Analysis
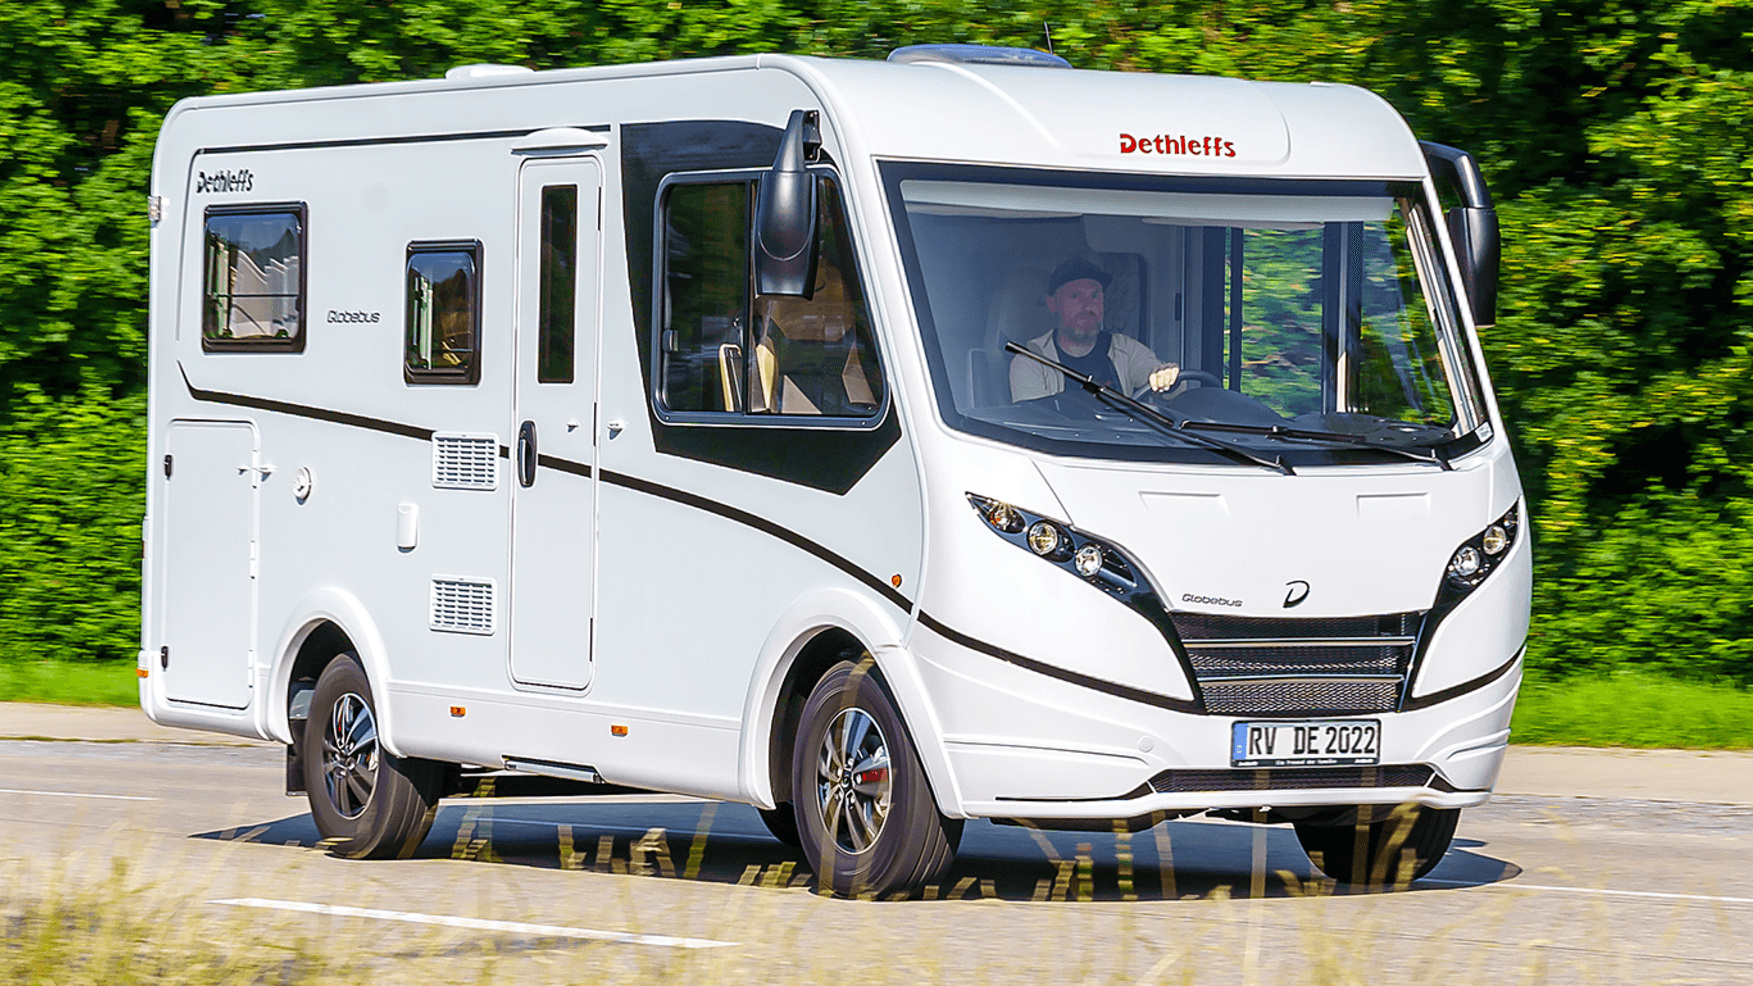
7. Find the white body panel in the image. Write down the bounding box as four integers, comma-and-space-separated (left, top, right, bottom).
142, 53, 1528, 820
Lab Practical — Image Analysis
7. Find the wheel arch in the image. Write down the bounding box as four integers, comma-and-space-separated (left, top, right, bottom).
267, 588, 404, 756
738, 589, 963, 816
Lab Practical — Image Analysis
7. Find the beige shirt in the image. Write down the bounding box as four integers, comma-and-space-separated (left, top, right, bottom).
1009, 329, 1169, 402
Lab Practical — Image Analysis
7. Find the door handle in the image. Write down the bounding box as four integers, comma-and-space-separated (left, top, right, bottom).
517, 420, 537, 488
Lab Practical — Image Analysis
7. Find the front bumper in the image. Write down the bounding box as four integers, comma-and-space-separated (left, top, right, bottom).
913, 622, 1520, 820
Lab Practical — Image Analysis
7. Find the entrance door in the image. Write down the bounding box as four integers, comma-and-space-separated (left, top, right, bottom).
161, 419, 258, 708
508, 157, 602, 689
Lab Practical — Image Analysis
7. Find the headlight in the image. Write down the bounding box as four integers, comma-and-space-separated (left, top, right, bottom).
968, 494, 1138, 593
1443, 502, 1520, 594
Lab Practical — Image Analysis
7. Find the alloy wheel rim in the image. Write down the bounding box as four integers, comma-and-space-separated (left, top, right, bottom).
815, 707, 892, 854
322, 691, 378, 820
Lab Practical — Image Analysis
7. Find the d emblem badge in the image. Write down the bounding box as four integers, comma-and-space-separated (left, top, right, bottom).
1283, 580, 1310, 608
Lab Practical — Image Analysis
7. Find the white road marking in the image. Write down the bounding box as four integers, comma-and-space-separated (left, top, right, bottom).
209, 897, 737, 949
1424, 878, 1753, 906
0, 787, 157, 801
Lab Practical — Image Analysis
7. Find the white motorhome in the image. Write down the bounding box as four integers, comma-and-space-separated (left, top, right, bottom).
143, 45, 1529, 895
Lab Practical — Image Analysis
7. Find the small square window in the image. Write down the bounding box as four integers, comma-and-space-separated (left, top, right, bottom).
202, 204, 306, 352
406, 241, 482, 384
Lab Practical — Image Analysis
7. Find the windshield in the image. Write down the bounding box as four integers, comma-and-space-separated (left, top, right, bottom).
883, 165, 1490, 467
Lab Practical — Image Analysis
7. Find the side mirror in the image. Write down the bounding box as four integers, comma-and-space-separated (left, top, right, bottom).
755, 110, 821, 297
1420, 141, 1499, 329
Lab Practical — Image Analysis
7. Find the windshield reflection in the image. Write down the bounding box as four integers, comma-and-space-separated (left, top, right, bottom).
885, 167, 1486, 466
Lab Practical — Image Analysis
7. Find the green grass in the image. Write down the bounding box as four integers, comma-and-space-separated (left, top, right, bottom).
1511, 671, 1753, 749
0, 659, 139, 706
4, 658, 1753, 750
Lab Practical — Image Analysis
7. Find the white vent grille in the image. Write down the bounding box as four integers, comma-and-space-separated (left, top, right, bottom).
430, 576, 496, 635
432, 433, 499, 490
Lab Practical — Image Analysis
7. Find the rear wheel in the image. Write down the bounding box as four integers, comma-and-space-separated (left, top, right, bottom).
302, 653, 442, 859
791, 659, 961, 898
1294, 804, 1460, 886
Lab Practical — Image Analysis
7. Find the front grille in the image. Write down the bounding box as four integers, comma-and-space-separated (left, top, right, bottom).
1149, 764, 1436, 794
1201, 678, 1402, 716
1172, 611, 1423, 716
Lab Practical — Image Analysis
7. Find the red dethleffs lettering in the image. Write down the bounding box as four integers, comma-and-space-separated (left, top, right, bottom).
1118, 133, 1237, 158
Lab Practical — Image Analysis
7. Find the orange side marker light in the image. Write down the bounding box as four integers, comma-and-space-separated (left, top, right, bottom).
450, 706, 466, 718
610, 724, 629, 737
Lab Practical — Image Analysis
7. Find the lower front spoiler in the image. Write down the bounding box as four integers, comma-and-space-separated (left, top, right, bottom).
963, 763, 1491, 824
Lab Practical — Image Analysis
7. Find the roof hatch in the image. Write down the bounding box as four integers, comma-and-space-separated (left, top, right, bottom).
887, 44, 1070, 69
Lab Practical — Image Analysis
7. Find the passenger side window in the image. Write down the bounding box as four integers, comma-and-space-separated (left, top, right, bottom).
657, 175, 883, 419
405, 241, 482, 384
202, 205, 305, 352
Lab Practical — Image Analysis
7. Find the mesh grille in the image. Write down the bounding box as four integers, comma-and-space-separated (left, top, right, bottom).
432, 434, 499, 491
1173, 612, 1421, 641
1170, 611, 1423, 716
431, 577, 495, 635
1201, 678, 1401, 716
1188, 645, 1404, 678
1149, 764, 1435, 794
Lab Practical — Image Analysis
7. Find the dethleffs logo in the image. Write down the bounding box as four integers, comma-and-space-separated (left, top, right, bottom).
1119, 134, 1236, 158
196, 169, 253, 193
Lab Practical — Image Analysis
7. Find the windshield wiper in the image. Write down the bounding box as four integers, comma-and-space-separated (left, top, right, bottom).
1180, 420, 1453, 470
1005, 342, 1294, 475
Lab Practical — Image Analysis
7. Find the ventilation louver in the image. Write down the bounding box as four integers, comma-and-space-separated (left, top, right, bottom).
432, 433, 499, 491
430, 576, 496, 635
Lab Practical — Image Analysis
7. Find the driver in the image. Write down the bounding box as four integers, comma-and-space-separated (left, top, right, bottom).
1009, 258, 1181, 402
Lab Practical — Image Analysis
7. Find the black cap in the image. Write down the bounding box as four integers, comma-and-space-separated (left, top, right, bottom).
1047, 258, 1111, 296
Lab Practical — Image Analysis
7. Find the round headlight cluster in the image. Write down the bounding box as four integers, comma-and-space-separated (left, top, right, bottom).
985, 501, 1024, 534
1443, 503, 1520, 592
1074, 544, 1105, 578
1027, 520, 1069, 559
967, 493, 1137, 591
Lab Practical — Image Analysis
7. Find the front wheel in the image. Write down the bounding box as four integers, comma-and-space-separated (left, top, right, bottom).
791, 659, 961, 898
302, 652, 443, 859
1294, 804, 1460, 886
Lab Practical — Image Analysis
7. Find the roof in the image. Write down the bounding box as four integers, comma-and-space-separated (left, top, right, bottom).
163, 53, 1426, 181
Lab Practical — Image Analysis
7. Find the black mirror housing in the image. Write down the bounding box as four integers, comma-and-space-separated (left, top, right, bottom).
1420, 141, 1499, 329
755, 110, 822, 297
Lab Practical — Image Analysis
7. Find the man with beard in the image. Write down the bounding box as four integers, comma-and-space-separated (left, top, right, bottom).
1009, 258, 1181, 402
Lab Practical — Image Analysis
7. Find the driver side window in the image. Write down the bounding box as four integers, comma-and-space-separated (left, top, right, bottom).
657, 175, 883, 420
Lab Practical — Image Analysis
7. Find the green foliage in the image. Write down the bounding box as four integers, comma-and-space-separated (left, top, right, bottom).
0, 0, 1750, 693
1512, 670, 1753, 749
0, 657, 139, 705
0, 386, 146, 664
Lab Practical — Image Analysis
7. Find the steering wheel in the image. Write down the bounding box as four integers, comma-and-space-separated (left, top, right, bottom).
1137, 369, 1223, 400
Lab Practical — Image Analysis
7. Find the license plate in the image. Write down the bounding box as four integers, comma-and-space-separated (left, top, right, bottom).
1230, 719, 1380, 768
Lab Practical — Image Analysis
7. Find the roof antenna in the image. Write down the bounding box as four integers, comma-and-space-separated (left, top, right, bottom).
1043, 22, 1055, 56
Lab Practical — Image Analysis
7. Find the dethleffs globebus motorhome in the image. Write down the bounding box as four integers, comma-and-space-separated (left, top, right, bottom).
143, 44, 1528, 896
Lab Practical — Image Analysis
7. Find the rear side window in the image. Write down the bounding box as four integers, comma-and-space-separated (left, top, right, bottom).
405, 241, 482, 384
202, 204, 306, 352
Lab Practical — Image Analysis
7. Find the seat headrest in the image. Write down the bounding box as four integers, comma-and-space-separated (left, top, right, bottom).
984, 268, 1053, 348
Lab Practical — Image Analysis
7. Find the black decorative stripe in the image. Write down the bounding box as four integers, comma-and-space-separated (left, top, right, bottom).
917, 611, 1201, 714
180, 363, 432, 440
1400, 647, 1523, 712
537, 454, 592, 478
180, 364, 906, 613
598, 468, 912, 612
200, 123, 611, 156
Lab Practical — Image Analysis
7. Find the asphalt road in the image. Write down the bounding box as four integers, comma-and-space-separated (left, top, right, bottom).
2, 720, 1751, 984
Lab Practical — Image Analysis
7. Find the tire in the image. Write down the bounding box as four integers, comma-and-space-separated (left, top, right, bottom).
758, 804, 803, 848
1294, 804, 1460, 886
302, 652, 443, 859
791, 659, 962, 898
